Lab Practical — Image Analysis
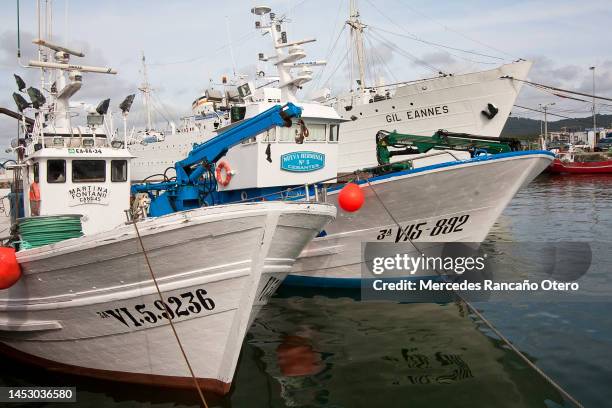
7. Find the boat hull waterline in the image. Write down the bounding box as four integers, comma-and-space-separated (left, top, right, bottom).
0, 202, 336, 394
288, 151, 554, 287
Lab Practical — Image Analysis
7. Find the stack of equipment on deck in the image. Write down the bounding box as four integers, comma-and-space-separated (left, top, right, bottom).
18, 215, 83, 249
376, 129, 520, 171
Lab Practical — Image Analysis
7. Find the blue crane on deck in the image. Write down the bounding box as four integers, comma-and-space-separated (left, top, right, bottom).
131, 103, 302, 217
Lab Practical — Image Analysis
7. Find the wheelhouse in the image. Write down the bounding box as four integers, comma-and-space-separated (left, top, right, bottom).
218, 100, 343, 191
21, 135, 133, 235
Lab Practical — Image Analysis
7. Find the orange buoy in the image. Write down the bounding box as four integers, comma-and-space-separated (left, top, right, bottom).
338, 182, 364, 212
0, 247, 21, 289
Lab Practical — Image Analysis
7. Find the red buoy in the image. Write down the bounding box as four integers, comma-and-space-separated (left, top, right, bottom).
0, 247, 21, 289
338, 182, 365, 212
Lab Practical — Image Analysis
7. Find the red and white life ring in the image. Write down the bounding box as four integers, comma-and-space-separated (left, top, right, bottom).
215, 161, 232, 186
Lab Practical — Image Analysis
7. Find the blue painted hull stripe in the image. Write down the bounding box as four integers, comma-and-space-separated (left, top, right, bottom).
327, 150, 554, 193
283, 274, 442, 289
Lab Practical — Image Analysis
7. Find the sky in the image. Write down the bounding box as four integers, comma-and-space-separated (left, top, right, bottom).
0, 0, 611, 149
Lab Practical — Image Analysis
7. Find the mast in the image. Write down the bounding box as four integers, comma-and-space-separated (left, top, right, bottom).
590, 66, 596, 138
140, 52, 153, 131
225, 16, 237, 78
347, 0, 366, 90
252, 6, 326, 103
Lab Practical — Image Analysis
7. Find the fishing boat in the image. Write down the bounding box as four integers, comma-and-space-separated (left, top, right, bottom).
548, 152, 612, 174
0, 29, 335, 395
229, 7, 552, 287
128, 6, 553, 289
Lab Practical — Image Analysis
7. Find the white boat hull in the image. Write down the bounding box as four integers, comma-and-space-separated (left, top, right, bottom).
288, 151, 553, 286
334, 61, 532, 172
0, 201, 336, 393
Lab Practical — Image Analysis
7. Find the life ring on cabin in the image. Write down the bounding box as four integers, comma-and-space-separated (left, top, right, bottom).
215, 161, 232, 187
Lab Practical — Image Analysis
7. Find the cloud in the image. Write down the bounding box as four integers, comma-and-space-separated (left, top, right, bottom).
1, 0, 609, 133
367, 40, 395, 67
527, 56, 582, 87
512, 55, 612, 120
532, 57, 612, 96
0, 29, 140, 149
418, 51, 455, 67
576, 60, 612, 96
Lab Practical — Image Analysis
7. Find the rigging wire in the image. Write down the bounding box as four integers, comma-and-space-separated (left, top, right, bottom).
368, 29, 442, 74
311, 25, 347, 91
370, 25, 505, 62
363, 33, 377, 85
392, 0, 517, 60
513, 104, 573, 119
321, 46, 352, 90
149, 0, 308, 68
361, 0, 505, 63
364, 34, 398, 84
513, 78, 612, 102
148, 31, 256, 67
151, 92, 177, 124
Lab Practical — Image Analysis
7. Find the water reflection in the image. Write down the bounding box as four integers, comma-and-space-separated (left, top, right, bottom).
231, 295, 565, 408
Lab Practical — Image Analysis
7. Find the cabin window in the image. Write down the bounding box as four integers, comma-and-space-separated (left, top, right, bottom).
278, 123, 297, 142
111, 160, 128, 182
278, 122, 311, 142
72, 160, 106, 182
47, 160, 66, 183
306, 124, 326, 142
262, 128, 276, 142
32, 162, 39, 182
241, 136, 257, 145
329, 124, 339, 142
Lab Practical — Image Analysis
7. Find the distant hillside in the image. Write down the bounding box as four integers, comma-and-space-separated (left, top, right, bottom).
501, 114, 612, 139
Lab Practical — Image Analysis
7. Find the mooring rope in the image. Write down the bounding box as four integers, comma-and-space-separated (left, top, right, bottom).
365, 179, 585, 408
131, 219, 209, 408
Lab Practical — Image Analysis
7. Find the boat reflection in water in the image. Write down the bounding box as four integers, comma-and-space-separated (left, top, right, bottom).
0, 293, 569, 407
233, 294, 566, 408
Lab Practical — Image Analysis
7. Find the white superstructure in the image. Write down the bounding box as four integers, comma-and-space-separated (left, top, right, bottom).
331, 61, 531, 172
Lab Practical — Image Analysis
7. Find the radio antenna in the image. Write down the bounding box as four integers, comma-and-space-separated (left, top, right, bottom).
225, 16, 237, 77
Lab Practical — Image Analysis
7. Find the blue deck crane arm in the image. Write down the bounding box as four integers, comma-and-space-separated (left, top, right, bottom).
131, 103, 302, 217
176, 103, 301, 184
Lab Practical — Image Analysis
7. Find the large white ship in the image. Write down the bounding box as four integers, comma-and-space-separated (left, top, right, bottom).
330, 60, 531, 172
323, 1, 531, 172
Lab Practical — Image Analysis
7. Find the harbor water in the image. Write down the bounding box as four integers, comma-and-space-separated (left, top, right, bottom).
1, 174, 611, 408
